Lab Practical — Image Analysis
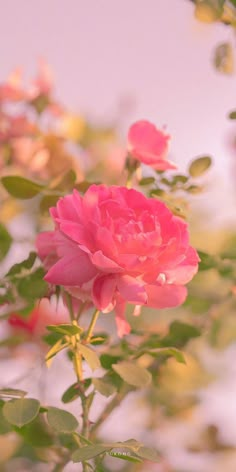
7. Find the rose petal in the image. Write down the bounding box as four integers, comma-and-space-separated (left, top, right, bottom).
145, 284, 187, 308
115, 302, 131, 338
90, 251, 123, 273
45, 252, 97, 286
92, 275, 117, 312
117, 275, 147, 304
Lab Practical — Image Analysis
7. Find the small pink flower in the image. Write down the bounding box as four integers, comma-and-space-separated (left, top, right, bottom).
127, 120, 176, 170
0, 69, 26, 102
36, 185, 199, 336
29, 59, 53, 99
28, 59, 64, 116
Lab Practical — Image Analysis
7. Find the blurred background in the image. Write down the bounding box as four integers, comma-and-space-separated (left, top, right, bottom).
0, 1, 236, 471
0, 0, 235, 223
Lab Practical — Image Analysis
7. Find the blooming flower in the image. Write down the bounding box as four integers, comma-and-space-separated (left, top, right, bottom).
36, 185, 199, 336
127, 120, 176, 170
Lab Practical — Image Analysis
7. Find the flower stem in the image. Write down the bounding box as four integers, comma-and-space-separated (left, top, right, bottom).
70, 311, 99, 472
85, 309, 100, 342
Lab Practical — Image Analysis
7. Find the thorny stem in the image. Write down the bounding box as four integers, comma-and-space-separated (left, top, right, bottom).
64, 299, 101, 471
72, 342, 90, 472
71, 308, 100, 472
85, 309, 100, 342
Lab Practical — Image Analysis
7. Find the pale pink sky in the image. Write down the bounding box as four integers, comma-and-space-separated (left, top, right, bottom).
0, 0, 235, 222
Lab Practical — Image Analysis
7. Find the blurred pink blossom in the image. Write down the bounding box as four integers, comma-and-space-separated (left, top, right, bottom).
0, 69, 25, 102
0, 112, 36, 143
8, 297, 69, 338
128, 120, 176, 170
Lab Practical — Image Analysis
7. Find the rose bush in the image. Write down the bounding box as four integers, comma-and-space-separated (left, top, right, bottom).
37, 184, 199, 336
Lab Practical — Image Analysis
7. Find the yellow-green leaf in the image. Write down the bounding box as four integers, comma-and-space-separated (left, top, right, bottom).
47, 406, 78, 433
195, 1, 224, 23
112, 361, 152, 388
0, 223, 12, 261
188, 156, 212, 177
78, 343, 101, 371
214, 42, 234, 75
92, 378, 116, 397
3, 398, 40, 427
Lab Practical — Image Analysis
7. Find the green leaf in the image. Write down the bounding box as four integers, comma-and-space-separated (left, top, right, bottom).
30, 94, 50, 114
150, 188, 167, 198
139, 177, 155, 186
74, 181, 93, 193
108, 452, 142, 463
92, 378, 117, 397
72, 439, 145, 463
161, 177, 172, 186
72, 444, 111, 462
62, 383, 82, 403
188, 156, 212, 177
43, 332, 62, 346
6, 252, 37, 277
0, 388, 27, 398
40, 194, 61, 214
47, 324, 82, 336
185, 184, 203, 194
78, 343, 101, 371
172, 174, 189, 185
47, 406, 78, 433
16, 416, 53, 447
228, 110, 236, 120
162, 321, 201, 348
183, 295, 211, 314
1, 176, 44, 199
3, 398, 40, 427
17, 267, 47, 301
147, 347, 186, 364
61, 379, 92, 403
0, 288, 14, 305
45, 339, 68, 366
112, 361, 152, 388
100, 353, 121, 370
0, 223, 12, 261
90, 333, 109, 345
198, 250, 218, 271
0, 401, 12, 433
115, 439, 141, 448
52, 169, 77, 191
135, 446, 160, 462
214, 42, 234, 75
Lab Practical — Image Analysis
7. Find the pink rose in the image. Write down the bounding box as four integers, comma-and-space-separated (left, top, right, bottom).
36, 185, 199, 336
127, 120, 177, 170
